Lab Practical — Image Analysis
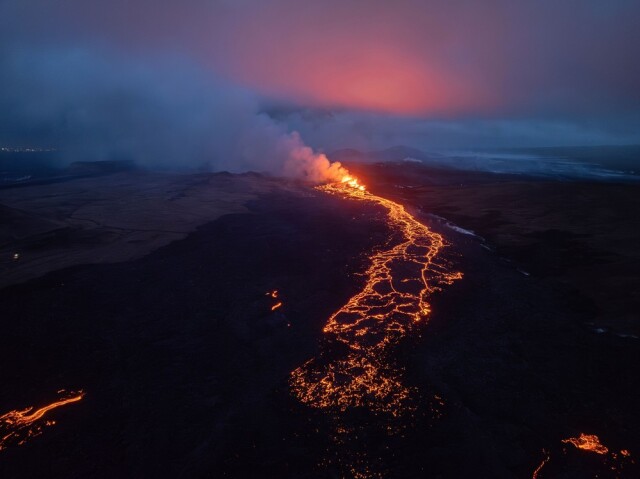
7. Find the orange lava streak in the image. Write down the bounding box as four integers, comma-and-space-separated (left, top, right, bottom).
533, 433, 634, 477
290, 178, 462, 415
532, 450, 550, 479
0, 390, 84, 451
271, 302, 283, 311
562, 433, 609, 455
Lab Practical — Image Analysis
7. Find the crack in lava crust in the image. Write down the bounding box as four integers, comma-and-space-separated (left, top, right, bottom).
290, 182, 462, 415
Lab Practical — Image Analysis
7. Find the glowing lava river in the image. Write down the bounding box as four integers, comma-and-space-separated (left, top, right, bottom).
290, 176, 462, 477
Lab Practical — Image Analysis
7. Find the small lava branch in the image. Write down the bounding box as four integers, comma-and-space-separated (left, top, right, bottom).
0, 390, 84, 451
531, 451, 550, 479
266, 290, 283, 311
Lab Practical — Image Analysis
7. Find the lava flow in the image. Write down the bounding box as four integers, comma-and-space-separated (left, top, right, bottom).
532, 451, 550, 479
531, 433, 635, 478
290, 174, 462, 415
0, 390, 84, 451
266, 290, 283, 311
562, 433, 609, 455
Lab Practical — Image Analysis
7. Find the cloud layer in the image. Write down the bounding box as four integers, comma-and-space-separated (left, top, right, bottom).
5, 0, 639, 116
1, 0, 639, 168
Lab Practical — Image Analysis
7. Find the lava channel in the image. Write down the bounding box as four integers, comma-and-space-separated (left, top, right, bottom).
290, 177, 462, 416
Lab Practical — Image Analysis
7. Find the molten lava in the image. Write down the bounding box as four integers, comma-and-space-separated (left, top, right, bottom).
0, 390, 84, 451
562, 433, 609, 455
532, 451, 550, 479
289, 175, 461, 477
532, 433, 635, 478
290, 175, 461, 414
266, 290, 283, 311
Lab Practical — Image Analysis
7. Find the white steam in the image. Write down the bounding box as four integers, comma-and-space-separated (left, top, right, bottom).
280, 132, 349, 183
0, 47, 348, 183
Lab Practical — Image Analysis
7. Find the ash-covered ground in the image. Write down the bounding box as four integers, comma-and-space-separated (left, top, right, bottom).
0, 163, 638, 478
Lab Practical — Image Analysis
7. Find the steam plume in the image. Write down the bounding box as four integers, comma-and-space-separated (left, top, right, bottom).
281, 132, 349, 183
0, 46, 349, 182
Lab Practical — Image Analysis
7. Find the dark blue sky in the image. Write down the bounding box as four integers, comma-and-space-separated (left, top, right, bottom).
1, 0, 639, 169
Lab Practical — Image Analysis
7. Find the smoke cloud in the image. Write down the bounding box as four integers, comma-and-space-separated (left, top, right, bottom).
281, 132, 349, 183
0, 46, 349, 182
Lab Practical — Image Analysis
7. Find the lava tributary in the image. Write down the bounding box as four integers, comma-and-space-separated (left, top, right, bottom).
0, 390, 84, 451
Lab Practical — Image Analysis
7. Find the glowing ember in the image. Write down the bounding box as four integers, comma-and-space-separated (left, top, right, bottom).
562, 433, 609, 455
291, 177, 461, 415
266, 290, 283, 311
0, 390, 84, 451
531, 451, 550, 479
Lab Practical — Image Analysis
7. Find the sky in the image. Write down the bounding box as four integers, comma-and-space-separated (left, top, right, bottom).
1, 0, 639, 170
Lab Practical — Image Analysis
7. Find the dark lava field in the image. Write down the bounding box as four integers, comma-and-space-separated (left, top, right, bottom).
0, 166, 638, 478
